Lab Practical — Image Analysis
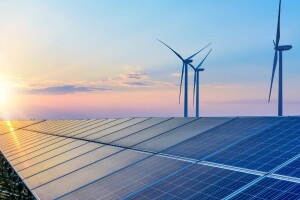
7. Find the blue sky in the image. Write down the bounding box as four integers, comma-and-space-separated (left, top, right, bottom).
0, 0, 299, 119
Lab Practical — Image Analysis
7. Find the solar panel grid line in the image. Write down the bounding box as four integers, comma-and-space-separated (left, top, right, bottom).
10, 138, 79, 166
0, 120, 45, 135
26, 120, 96, 135
0, 133, 52, 153
201, 117, 286, 161
0, 132, 53, 152
199, 161, 266, 177
122, 163, 196, 200
76, 118, 142, 140
21, 143, 105, 179
19, 142, 103, 179
4, 133, 63, 156
43, 119, 103, 135
55, 119, 116, 137
5, 133, 59, 155
91, 118, 152, 140
47, 119, 121, 139
54, 155, 179, 200
228, 177, 300, 200
14, 140, 89, 171
7, 137, 69, 161
205, 117, 300, 172
32, 150, 151, 199
29, 146, 125, 190
22, 120, 68, 131
133, 117, 237, 154
23, 120, 72, 133
130, 117, 200, 149
268, 174, 300, 184
85, 118, 153, 142
125, 163, 260, 200
68, 118, 134, 140
158, 117, 238, 155
0, 130, 44, 147
33, 120, 94, 134
268, 149, 300, 174
104, 118, 174, 144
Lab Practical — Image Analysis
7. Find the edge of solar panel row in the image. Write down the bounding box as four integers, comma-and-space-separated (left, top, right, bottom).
0, 117, 299, 200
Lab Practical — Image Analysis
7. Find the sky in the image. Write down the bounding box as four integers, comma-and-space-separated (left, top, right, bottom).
0, 0, 300, 119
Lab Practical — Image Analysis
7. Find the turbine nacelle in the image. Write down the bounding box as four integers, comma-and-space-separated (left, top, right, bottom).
198, 68, 205, 71
275, 45, 293, 51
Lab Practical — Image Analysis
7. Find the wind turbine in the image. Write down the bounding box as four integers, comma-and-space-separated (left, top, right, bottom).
190, 49, 212, 117
158, 39, 211, 117
268, 0, 292, 116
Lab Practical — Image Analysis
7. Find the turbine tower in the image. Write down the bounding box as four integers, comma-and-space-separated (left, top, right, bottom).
158, 39, 211, 117
190, 49, 212, 117
268, 0, 292, 116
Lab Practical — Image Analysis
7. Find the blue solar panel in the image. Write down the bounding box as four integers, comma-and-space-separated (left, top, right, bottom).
275, 158, 300, 178
206, 117, 300, 172
230, 177, 300, 200
58, 156, 191, 200
125, 164, 258, 200
162, 117, 281, 160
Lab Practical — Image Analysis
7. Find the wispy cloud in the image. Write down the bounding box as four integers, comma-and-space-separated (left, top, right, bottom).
7, 70, 176, 95
23, 85, 109, 94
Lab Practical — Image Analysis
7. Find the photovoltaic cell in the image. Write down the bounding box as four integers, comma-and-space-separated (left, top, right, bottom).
230, 178, 300, 200
275, 158, 300, 178
97, 118, 171, 144
81, 118, 148, 141
55, 119, 114, 137
14, 140, 88, 171
24, 145, 121, 189
70, 118, 133, 139
18, 142, 102, 178
112, 118, 196, 148
206, 117, 300, 172
31, 150, 149, 200
126, 164, 258, 200
133, 117, 233, 153
59, 155, 191, 200
163, 117, 280, 160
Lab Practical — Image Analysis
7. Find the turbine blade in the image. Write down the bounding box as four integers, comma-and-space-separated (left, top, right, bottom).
179, 63, 184, 104
193, 70, 197, 106
268, 50, 278, 102
188, 63, 196, 70
275, 0, 281, 46
196, 49, 212, 69
187, 42, 212, 60
157, 39, 184, 61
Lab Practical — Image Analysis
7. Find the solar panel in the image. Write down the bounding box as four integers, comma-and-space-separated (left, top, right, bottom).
229, 177, 300, 200
31, 150, 149, 199
97, 118, 171, 144
162, 117, 281, 160
133, 117, 233, 153
124, 163, 259, 200
1, 117, 300, 200
78, 118, 149, 141
206, 117, 300, 172
58, 155, 191, 200
112, 117, 197, 148
18, 142, 101, 178
274, 158, 300, 178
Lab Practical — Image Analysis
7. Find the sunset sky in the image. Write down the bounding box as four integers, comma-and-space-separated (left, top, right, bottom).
0, 0, 300, 119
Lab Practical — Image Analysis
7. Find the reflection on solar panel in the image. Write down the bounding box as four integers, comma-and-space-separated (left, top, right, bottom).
230, 178, 300, 199
0, 117, 299, 199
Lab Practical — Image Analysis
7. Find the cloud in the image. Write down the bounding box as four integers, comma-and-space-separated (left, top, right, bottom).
21, 85, 109, 94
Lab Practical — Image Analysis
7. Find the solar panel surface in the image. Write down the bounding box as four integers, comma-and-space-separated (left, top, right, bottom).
0, 117, 299, 200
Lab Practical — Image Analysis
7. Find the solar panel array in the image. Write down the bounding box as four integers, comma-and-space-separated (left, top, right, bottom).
0, 117, 299, 200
